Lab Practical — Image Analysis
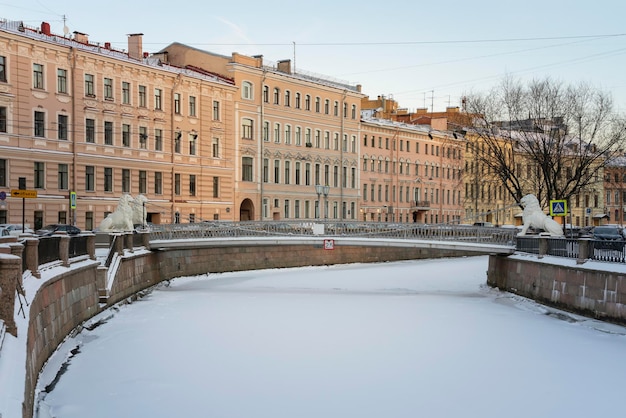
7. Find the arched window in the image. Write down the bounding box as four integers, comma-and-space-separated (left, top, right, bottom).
242, 81, 253, 100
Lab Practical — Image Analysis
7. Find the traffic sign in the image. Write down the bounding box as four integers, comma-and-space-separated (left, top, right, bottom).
11, 189, 37, 198
549, 199, 567, 216
0, 191, 5, 200
70, 191, 77, 209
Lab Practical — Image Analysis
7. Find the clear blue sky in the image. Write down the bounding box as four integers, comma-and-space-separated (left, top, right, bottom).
3, 0, 626, 113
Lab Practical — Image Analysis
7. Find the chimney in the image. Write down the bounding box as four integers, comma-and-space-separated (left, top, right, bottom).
73, 31, 89, 44
40, 22, 51, 36
277, 59, 291, 74
128, 33, 144, 60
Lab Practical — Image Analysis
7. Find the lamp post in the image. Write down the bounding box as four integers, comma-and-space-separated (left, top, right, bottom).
315, 184, 322, 219
322, 185, 330, 220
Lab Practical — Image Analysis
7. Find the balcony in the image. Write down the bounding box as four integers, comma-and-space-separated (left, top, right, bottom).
413, 201, 430, 210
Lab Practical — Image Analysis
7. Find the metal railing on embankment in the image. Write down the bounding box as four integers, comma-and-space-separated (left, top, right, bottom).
516, 236, 626, 264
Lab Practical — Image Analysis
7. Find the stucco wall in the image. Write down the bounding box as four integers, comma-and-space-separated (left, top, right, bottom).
487, 255, 626, 324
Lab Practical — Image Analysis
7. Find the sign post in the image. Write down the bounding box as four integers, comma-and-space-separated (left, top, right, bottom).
12, 177, 37, 233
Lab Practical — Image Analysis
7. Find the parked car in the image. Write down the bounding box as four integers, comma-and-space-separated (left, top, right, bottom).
592, 225, 625, 251
36, 224, 82, 236
473, 222, 494, 227
0, 223, 34, 236
0, 226, 10, 237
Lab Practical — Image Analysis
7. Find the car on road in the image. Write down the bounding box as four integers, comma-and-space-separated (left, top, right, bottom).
36, 224, 82, 236
0, 226, 10, 237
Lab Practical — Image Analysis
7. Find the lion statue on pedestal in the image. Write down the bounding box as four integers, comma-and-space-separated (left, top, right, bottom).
99, 194, 135, 232
518, 194, 564, 237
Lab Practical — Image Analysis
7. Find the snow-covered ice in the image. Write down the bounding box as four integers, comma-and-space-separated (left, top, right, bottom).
25, 256, 626, 417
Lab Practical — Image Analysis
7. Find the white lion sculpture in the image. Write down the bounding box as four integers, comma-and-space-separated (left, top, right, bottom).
99, 194, 135, 232
131, 194, 149, 228
519, 194, 564, 237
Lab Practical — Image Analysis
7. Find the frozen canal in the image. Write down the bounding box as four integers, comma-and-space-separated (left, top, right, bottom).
36, 256, 626, 418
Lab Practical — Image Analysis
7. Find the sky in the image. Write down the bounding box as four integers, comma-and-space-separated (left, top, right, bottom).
13, 255, 625, 418
2, 0, 626, 113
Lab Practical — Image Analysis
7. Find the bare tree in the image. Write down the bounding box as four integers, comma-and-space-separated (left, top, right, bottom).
462, 76, 626, 209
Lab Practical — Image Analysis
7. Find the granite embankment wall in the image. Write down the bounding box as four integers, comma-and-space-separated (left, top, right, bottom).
487, 255, 626, 324
19, 242, 480, 418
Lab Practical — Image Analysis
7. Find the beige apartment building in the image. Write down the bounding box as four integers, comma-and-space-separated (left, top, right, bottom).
0, 20, 237, 230
360, 117, 464, 224
158, 44, 366, 221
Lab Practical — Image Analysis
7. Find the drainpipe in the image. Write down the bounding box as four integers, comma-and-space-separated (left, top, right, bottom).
259, 69, 267, 220
171, 74, 182, 223
340, 90, 347, 221
69, 47, 77, 226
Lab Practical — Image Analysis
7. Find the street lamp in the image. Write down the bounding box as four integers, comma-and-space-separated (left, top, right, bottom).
315, 184, 322, 219
316, 184, 330, 220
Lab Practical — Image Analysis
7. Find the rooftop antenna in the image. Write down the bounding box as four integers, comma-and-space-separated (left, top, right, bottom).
62, 14, 69, 37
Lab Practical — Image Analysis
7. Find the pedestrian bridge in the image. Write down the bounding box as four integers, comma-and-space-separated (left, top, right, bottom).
146, 221, 517, 256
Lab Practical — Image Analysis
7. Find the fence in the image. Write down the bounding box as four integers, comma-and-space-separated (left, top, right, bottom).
516, 236, 626, 264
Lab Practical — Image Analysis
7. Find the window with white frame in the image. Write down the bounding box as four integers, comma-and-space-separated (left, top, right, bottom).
242, 81, 253, 100
104, 77, 113, 100
84, 73, 94, 96
242, 118, 253, 140
57, 69, 67, 93
33, 64, 44, 89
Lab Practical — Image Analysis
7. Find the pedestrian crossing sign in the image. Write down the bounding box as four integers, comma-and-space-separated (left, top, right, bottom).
550, 199, 567, 216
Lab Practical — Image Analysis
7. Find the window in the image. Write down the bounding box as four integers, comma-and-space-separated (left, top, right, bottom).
57, 69, 67, 93
263, 121, 270, 142
295, 126, 301, 146
274, 160, 280, 184
213, 100, 220, 120
155, 172, 162, 194
174, 173, 181, 195
263, 85, 269, 103
0, 159, 5, 187
34, 111, 45, 137
295, 92, 301, 109
155, 129, 163, 151
305, 163, 311, 186
284, 161, 290, 185
305, 95, 311, 110
0, 56, 6, 82
154, 88, 162, 110
122, 81, 130, 104
213, 176, 219, 198
242, 81, 253, 100
139, 171, 147, 194
58, 164, 68, 190
189, 133, 197, 155
104, 121, 113, 145
174, 131, 181, 153
315, 97, 320, 112
273, 87, 280, 104
212, 138, 220, 158
84, 74, 94, 96
284, 90, 291, 107
174, 93, 181, 114
85, 118, 95, 143
85, 166, 95, 191
138, 85, 146, 107
274, 123, 280, 143
0, 106, 6, 132
122, 124, 130, 147
189, 174, 196, 196
285, 125, 291, 145
242, 157, 253, 181
324, 99, 329, 114
34, 162, 45, 188
262, 158, 269, 183
122, 169, 130, 193
33, 64, 44, 89
242, 118, 253, 140
104, 77, 113, 100
58, 115, 68, 140
334, 101, 338, 116
351, 104, 357, 119
139, 126, 148, 149
295, 162, 301, 185
189, 96, 196, 116
104, 167, 113, 192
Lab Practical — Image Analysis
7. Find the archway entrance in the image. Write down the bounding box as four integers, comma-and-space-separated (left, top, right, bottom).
239, 199, 255, 221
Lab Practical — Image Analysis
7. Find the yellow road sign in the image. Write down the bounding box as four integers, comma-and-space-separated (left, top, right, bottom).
11, 189, 38, 198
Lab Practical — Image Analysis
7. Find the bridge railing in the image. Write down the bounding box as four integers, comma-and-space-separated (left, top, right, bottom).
516, 236, 626, 264
148, 221, 518, 246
